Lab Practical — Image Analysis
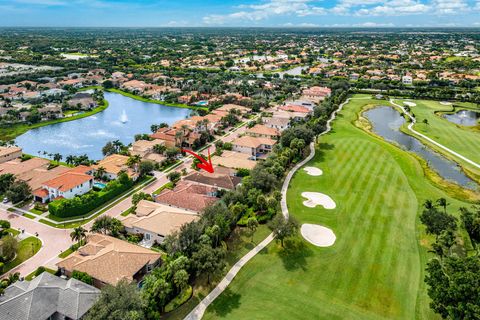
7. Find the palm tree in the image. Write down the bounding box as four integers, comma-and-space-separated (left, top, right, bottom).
126, 155, 141, 171
95, 166, 106, 180
70, 227, 87, 245
7, 272, 20, 285
65, 155, 74, 165
53, 153, 62, 164
436, 198, 449, 213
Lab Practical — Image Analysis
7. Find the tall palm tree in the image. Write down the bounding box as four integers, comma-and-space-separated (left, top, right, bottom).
70, 227, 87, 245
126, 155, 141, 171
95, 166, 106, 180
65, 155, 74, 165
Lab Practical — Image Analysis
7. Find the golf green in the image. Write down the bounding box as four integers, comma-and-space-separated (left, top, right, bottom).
202, 96, 473, 320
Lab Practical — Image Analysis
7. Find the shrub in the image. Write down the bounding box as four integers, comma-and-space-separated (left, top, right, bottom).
72, 270, 94, 285
0, 220, 11, 229
164, 285, 193, 313
49, 174, 133, 218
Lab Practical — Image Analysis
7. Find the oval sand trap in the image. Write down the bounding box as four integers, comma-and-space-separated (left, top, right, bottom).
404, 101, 417, 107
302, 192, 336, 209
304, 166, 323, 176
301, 224, 336, 247
440, 101, 452, 106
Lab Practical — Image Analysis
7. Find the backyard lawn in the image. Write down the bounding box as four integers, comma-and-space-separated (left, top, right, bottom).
200, 96, 474, 320
394, 99, 480, 178
2, 237, 42, 275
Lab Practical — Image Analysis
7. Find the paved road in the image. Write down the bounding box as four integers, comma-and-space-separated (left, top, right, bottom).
0, 116, 254, 283
0, 209, 73, 278
390, 99, 480, 170
184, 99, 355, 320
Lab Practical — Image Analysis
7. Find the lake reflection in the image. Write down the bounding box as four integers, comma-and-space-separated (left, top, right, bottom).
364, 106, 477, 190
15, 92, 192, 160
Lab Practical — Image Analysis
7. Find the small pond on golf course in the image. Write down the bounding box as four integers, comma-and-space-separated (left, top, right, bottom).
364, 106, 478, 190
443, 110, 480, 127
15, 92, 192, 160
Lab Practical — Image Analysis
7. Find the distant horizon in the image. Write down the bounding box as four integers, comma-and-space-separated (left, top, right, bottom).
1, 0, 479, 28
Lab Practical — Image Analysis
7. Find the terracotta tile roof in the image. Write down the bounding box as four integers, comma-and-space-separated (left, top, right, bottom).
184, 167, 241, 190
56, 234, 162, 286
122, 200, 198, 237
155, 181, 218, 212
0, 146, 21, 157
279, 105, 311, 113
246, 124, 280, 137
33, 188, 48, 198
43, 172, 93, 192
232, 136, 277, 148
211, 151, 257, 170
91, 154, 135, 177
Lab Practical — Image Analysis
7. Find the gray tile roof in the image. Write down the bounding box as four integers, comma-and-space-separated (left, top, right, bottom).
0, 272, 100, 320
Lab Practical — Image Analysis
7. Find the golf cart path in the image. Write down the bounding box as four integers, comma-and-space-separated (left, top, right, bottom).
184, 97, 362, 320
390, 99, 480, 170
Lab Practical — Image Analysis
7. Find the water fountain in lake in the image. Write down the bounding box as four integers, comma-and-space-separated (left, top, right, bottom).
120, 110, 128, 123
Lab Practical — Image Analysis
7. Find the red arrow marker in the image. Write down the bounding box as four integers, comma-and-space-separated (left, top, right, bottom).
181, 148, 215, 173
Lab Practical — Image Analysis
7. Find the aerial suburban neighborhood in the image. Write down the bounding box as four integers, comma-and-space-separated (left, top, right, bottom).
0, 1, 480, 320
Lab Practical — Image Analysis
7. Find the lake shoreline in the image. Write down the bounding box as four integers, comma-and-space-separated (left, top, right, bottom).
0, 99, 109, 141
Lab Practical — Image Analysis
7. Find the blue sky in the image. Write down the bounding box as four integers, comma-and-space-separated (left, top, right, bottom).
0, 0, 479, 27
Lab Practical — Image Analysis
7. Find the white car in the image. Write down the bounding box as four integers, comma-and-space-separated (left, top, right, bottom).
2, 197, 8, 204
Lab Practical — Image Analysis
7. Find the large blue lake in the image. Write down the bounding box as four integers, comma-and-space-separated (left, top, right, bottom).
15, 92, 192, 160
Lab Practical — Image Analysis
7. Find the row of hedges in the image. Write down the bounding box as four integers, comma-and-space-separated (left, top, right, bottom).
49, 173, 133, 218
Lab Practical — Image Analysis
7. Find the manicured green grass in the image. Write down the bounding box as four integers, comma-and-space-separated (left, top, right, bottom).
201, 96, 474, 320
0, 100, 109, 141
120, 206, 135, 217
153, 181, 174, 195
164, 225, 271, 320
58, 242, 82, 258
395, 99, 480, 178
5, 228, 20, 237
29, 208, 44, 215
25, 267, 56, 281
22, 213, 35, 219
1, 237, 42, 275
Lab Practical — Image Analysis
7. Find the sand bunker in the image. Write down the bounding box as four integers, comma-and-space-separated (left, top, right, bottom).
301, 224, 336, 247
304, 166, 323, 176
403, 101, 417, 107
302, 192, 336, 209
440, 101, 452, 106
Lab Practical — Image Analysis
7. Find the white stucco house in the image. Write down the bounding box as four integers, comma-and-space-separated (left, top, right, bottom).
33, 170, 94, 203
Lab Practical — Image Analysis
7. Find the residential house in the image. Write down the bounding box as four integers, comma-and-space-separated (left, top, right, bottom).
122, 200, 198, 246
232, 135, 277, 160
0, 272, 100, 320
155, 180, 218, 212
0, 146, 22, 164
262, 116, 290, 131
184, 166, 242, 190
211, 150, 257, 170
91, 154, 137, 180
402, 75, 413, 85
129, 139, 166, 163
245, 124, 280, 139
301, 86, 331, 103
0, 158, 71, 196
57, 234, 162, 288
34, 167, 94, 203
67, 93, 97, 110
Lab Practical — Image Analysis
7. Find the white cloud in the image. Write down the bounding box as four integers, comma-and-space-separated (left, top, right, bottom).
354, 22, 395, 27
431, 0, 468, 14
355, 0, 429, 16
203, 0, 327, 25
